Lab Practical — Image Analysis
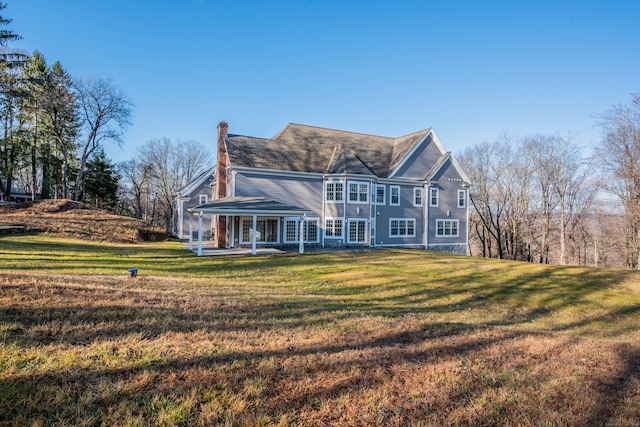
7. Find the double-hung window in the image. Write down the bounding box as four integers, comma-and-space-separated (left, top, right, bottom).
430, 188, 439, 207
413, 188, 423, 207
348, 181, 369, 203
458, 189, 466, 208
436, 219, 459, 237
390, 186, 400, 206
389, 218, 416, 237
326, 181, 343, 202
198, 194, 208, 204
375, 184, 386, 205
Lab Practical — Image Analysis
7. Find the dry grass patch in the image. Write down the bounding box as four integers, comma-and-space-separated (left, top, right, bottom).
0, 264, 640, 426
0, 200, 165, 242
1, 237, 640, 425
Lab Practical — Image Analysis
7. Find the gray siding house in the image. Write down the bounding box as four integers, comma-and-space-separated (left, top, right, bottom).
186, 121, 471, 255
173, 166, 215, 239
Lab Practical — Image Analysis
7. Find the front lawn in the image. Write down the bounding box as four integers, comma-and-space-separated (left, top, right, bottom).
1, 235, 639, 425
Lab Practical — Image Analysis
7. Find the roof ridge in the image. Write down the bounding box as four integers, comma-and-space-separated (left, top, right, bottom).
284, 122, 396, 140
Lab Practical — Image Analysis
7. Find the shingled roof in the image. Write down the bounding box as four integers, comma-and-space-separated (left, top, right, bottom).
225, 123, 430, 178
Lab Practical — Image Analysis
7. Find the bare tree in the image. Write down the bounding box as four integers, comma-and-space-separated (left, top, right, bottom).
73, 77, 133, 201
596, 94, 640, 269
136, 137, 212, 231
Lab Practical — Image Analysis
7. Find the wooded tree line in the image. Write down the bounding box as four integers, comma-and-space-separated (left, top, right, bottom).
0, 4, 212, 231
459, 94, 640, 269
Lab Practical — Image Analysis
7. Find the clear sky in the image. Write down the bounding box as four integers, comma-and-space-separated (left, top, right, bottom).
7, 0, 640, 163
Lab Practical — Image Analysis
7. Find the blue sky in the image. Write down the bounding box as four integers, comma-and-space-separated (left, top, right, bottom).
8, 0, 640, 163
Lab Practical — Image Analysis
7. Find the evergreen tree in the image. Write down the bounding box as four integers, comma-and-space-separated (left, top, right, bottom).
84, 148, 119, 210
42, 61, 79, 199
21, 51, 48, 200
0, 2, 27, 201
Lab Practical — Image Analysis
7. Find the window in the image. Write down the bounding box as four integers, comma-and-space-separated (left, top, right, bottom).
198, 194, 208, 204
348, 181, 369, 203
436, 219, 459, 237
458, 189, 466, 208
375, 185, 386, 205
305, 219, 319, 242
285, 219, 298, 243
241, 219, 278, 243
348, 219, 367, 243
430, 188, 439, 207
413, 188, 423, 206
326, 181, 343, 202
325, 219, 343, 238
284, 218, 320, 243
390, 186, 400, 206
390, 218, 416, 237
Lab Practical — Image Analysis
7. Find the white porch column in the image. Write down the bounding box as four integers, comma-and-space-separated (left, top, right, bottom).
188, 214, 193, 250
197, 212, 203, 256
252, 215, 257, 255
299, 216, 305, 254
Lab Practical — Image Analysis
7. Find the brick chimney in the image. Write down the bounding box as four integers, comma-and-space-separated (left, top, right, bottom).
213, 120, 228, 248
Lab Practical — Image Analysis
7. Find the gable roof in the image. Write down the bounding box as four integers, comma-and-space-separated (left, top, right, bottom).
176, 166, 215, 197
225, 123, 431, 178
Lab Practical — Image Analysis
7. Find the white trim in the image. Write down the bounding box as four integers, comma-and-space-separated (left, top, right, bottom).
375, 184, 386, 205
429, 187, 439, 207
388, 130, 434, 178
376, 243, 425, 247
435, 218, 460, 237
389, 218, 417, 238
325, 179, 345, 203
457, 189, 466, 208
239, 217, 281, 245
284, 217, 320, 243
347, 180, 369, 204
324, 217, 345, 239
390, 185, 400, 206
413, 187, 423, 207
347, 218, 368, 244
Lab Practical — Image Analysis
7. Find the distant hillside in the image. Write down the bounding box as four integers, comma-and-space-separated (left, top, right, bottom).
0, 199, 167, 242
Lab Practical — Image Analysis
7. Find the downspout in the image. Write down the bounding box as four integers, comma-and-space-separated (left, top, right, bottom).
322, 175, 326, 248
424, 182, 431, 250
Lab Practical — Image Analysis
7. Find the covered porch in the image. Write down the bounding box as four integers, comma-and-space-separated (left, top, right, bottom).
187, 196, 310, 256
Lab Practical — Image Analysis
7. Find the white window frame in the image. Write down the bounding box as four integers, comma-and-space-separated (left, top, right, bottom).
390, 185, 400, 206
198, 194, 208, 204
436, 219, 459, 237
347, 181, 369, 204
413, 187, 423, 207
430, 188, 439, 207
458, 189, 466, 208
325, 218, 344, 239
304, 218, 320, 243
283, 217, 320, 243
348, 219, 367, 243
284, 218, 299, 243
389, 218, 416, 237
325, 180, 344, 202
240, 218, 280, 244
375, 184, 386, 205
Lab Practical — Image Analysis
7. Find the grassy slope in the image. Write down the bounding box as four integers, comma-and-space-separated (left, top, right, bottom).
1, 234, 639, 426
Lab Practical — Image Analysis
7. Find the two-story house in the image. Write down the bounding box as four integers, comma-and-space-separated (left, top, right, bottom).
185, 121, 471, 255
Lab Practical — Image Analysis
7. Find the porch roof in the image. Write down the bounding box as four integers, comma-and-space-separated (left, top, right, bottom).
187, 196, 309, 217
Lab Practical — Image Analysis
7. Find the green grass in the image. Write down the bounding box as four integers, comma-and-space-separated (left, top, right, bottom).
1, 234, 639, 425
